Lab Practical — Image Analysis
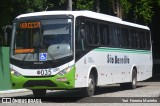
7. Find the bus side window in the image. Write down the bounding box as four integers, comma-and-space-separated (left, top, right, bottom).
86, 21, 99, 46
112, 26, 120, 48
130, 29, 138, 49
99, 24, 110, 46
146, 31, 151, 50
75, 18, 88, 61
80, 23, 86, 50
138, 30, 145, 49
121, 27, 129, 48
75, 18, 86, 51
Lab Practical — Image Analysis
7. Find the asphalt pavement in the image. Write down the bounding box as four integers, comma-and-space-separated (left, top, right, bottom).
0, 75, 159, 105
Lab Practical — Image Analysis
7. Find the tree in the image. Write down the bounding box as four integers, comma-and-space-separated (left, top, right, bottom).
120, 0, 153, 25
0, 0, 156, 35
94, 0, 100, 12
111, 0, 121, 18
76, 0, 94, 10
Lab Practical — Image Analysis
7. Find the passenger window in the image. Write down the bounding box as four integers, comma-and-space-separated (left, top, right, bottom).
121, 27, 129, 48
130, 29, 138, 49
86, 21, 99, 45
145, 31, 151, 50
111, 26, 120, 47
138, 30, 145, 49
99, 24, 110, 46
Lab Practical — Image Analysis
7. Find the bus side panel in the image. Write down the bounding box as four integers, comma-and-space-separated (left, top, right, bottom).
75, 48, 152, 88
134, 53, 152, 81
75, 56, 90, 88
75, 49, 132, 87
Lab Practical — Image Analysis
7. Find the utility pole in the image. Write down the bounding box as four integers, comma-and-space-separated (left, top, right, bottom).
67, 0, 72, 10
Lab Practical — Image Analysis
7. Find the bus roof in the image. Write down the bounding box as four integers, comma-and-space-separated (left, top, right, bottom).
16, 10, 149, 30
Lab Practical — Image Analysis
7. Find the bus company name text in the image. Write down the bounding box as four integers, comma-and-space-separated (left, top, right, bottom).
107, 54, 130, 64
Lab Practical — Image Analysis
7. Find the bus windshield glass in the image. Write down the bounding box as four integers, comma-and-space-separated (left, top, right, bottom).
11, 18, 73, 61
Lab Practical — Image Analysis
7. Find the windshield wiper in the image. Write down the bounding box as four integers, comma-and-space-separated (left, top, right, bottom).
22, 54, 28, 61
20, 53, 29, 66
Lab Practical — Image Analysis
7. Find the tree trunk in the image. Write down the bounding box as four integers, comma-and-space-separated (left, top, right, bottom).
112, 0, 122, 19
67, 0, 72, 10
94, 0, 100, 13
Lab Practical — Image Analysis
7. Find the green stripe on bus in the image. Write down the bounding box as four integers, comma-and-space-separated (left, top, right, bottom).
94, 48, 151, 54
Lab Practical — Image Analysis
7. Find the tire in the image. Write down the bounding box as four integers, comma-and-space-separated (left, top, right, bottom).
120, 69, 137, 89
32, 89, 46, 97
130, 69, 137, 89
82, 73, 95, 97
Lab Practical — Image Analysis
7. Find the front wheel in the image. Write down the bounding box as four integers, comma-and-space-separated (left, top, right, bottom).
81, 73, 95, 97
32, 89, 46, 97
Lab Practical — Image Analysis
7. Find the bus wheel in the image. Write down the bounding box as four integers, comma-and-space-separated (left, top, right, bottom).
130, 69, 137, 89
82, 73, 95, 97
32, 89, 46, 97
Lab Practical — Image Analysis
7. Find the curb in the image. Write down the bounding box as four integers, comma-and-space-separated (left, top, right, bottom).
0, 89, 30, 94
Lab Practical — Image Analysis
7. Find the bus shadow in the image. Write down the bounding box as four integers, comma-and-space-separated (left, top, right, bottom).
94, 84, 146, 96
14, 90, 84, 102
144, 75, 160, 82
14, 85, 147, 103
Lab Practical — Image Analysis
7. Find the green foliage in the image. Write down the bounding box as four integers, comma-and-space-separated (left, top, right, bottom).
0, 0, 158, 31
134, 0, 153, 24
76, 0, 94, 10
120, 0, 131, 17
26, 0, 45, 12
119, 0, 153, 24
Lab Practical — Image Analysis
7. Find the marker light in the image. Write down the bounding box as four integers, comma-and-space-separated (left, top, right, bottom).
11, 69, 21, 77
58, 66, 72, 76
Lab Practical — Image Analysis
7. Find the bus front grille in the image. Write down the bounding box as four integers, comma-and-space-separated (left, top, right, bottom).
23, 80, 57, 88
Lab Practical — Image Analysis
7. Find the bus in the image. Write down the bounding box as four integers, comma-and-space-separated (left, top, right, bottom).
10, 11, 152, 97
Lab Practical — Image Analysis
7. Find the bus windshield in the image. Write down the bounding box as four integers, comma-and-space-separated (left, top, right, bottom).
11, 18, 73, 61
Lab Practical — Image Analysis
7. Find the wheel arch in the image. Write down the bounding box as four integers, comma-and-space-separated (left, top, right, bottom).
88, 66, 98, 86
130, 65, 137, 82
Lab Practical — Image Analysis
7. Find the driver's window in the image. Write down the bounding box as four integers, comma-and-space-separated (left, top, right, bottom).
76, 18, 86, 51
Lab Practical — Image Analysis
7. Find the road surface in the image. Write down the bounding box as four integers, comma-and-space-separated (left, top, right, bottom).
0, 81, 160, 103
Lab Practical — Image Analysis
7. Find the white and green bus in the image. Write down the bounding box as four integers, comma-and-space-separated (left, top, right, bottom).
10, 11, 152, 97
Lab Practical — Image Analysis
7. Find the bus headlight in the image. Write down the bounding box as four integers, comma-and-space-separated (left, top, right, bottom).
58, 66, 72, 76
11, 69, 21, 77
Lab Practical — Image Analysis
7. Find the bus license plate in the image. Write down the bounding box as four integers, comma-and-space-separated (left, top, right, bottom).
37, 70, 52, 76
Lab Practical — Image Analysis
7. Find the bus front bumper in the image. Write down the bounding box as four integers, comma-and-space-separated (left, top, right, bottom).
10, 67, 75, 90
